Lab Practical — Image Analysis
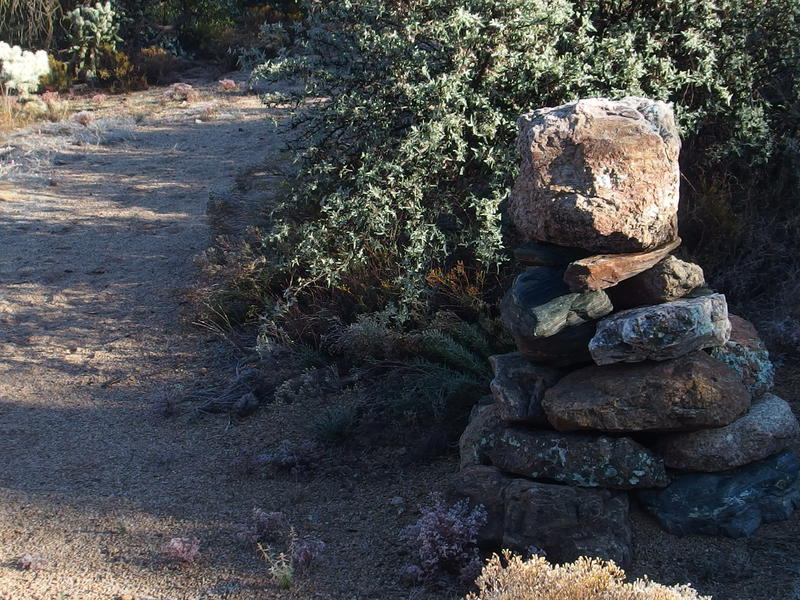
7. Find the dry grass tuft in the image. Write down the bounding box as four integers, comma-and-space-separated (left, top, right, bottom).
467, 552, 710, 600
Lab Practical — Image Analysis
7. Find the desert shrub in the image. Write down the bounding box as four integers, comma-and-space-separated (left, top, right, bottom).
162, 536, 201, 564
0, 0, 59, 49
311, 402, 361, 444
401, 494, 487, 584
133, 45, 178, 84
0, 41, 50, 94
249, 0, 800, 323
466, 551, 710, 600
95, 44, 147, 92
39, 55, 73, 92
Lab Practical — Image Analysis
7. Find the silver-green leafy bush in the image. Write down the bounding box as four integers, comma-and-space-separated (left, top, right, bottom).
65, 1, 121, 79
251, 0, 800, 316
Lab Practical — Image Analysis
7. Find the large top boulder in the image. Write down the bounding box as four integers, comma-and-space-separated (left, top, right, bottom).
507, 97, 681, 253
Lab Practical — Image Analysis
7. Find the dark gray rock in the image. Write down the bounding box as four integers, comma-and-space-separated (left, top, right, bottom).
502, 478, 632, 567
514, 242, 590, 267
511, 321, 597, 367
489, 352, 563, 425
638, 450, 800, 537
459, 404, 502, 469
589, 294, 730, 365
448, 465, 512, 548
448, 467, 632, 566
501, 267, 613, 339
485, 427, 669, 489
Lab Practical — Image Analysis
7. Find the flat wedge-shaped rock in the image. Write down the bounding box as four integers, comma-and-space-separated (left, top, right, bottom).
503, 478, 632, 567
589, 294, 730, 365
608, 255, 705, 308
501, 267, 613, 339
485, 427, 668, 489
654, 394, 799, 472
638, 450, 800, 537
489, 352, 563, 425
710, 314, 775, 396
563, 238, 680, 292
542, 352, 751, 433
508, 97, 681, 253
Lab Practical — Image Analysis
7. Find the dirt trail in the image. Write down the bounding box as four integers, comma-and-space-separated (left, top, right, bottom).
0, 83, 299, 599
0, 80, 455, 600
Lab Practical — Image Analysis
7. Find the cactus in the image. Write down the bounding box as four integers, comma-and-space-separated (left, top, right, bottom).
64, 2, 121, 80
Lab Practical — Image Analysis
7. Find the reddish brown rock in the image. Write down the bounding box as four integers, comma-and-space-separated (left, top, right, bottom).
542, 352, 751, 433
608, 255, 705, 308
654, 393, 800, 472
563, 238, 681, 292
508, 97, 681, 253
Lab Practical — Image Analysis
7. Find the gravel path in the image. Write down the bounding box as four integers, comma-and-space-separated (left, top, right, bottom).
0, 85, 293, 599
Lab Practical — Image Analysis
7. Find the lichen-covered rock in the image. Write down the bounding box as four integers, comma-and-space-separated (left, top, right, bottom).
710, 314, 775, 396
508, 97, 681, 253
489, 352, 563, 425
485, 427, 669, 489
654, 393, 800, 471
501, 267, 613, 339
589, 294, 730, 365
608, 255, 705, 309
502, 478, 632, 567
563, 238, 680, 292
542, 352, 751, 433
638, 450, 800, 537
459, 403, 502, 469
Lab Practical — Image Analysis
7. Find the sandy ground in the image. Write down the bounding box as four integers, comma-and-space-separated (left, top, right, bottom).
2, 76, 800, 600
0, 79, 457, 600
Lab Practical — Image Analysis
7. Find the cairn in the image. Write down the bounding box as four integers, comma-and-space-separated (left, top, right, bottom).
453, 98, 800, 566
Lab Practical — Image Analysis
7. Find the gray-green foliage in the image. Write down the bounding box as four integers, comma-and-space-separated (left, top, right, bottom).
252, 0, 800, 311
65, 1, 121, 79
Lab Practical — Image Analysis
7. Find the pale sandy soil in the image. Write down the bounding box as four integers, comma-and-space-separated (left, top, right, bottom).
0, 78, 455, 600
1, 75, 799, 600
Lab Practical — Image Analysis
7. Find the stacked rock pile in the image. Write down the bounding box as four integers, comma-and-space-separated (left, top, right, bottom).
453, 97, 800, 566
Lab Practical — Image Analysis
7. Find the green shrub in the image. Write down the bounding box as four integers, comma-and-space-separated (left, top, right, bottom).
251, 0, 800, 318
39, 55, 73, 92
95, 44, 147, 92
132, 45, 178, 84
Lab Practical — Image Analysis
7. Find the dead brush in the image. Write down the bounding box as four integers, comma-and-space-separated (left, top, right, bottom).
467, 551, 710, 600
